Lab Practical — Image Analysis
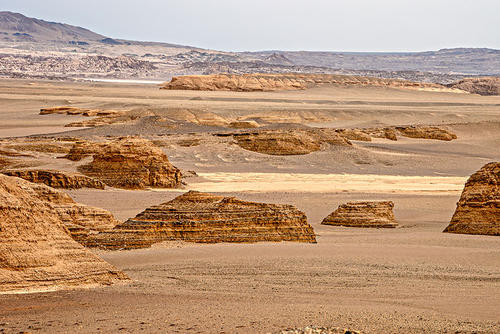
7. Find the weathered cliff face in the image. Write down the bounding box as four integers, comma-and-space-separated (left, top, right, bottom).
2, 169, 105, 189
0, 174, 127, 293
161, 73, 459, 92
321, 201, 399, 228
443, 162, 500, 236
232, 129, 351, 155
26, 182, 120, 243
66, 137, 182, 189
86, 191, 316, 249
447, 77, 500, 96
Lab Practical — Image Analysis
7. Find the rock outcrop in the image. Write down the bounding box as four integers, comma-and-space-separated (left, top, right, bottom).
26, 182, 120, 243
396, 126, 457, 141
321, 201, 399, 228
161, 73, 457, 92
447, 77, 500, 96
86, 191, 316, 249
66, 137, 182, 189
40, 106, 122, 117
0, 174, 126, 293
3, 169, 105, 189
232, 128, 351, 155
443, 162, 499, 236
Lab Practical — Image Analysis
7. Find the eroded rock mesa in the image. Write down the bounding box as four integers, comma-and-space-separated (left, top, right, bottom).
3, 169, 105, 189
0, 174, 126, 293
66, 137, 182, 189
443, 162, 499, 236
161, 73, 459, 92
321, 201, 399, 228
86, 191, 316, 249
232, 129, 351, 155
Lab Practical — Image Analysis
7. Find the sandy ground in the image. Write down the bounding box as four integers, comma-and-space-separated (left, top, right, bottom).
0, 79, 499, 333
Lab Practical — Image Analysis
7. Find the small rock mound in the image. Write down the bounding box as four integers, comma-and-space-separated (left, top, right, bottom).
443, 162, 499, 236
86, 191, 316, 249
3, 169, 105, 189
396, 126, 457, 141
0, 174, 127, 293
66, 137, 182, 189
321, 201, 399, 228
447, 77, 500, 96
232, 129, 351, 155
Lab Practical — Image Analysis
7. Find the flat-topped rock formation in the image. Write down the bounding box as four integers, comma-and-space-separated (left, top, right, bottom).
161, 73, 461, 92
40, 106, 122, 117
396, 126, 457, 141
321, 201, 399, 228
86, 191, 316, 249
66, 137, 181, 189
444, 162, 500, 236
447, 77, 500, 96
232, 128, 351, 155
0, 174, 126, 293
3, 169, 105, 189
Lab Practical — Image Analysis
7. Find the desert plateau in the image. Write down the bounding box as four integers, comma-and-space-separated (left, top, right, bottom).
0, 6, 499, 334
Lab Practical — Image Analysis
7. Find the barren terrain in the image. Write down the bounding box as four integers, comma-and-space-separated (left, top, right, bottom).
0, 79, 499, 333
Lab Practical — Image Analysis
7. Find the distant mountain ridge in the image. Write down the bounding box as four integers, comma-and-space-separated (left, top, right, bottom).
0, 11, 499, 81
0, 11, 105, 42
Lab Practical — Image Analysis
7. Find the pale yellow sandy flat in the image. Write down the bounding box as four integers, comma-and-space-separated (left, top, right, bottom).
162, 172, 467, 193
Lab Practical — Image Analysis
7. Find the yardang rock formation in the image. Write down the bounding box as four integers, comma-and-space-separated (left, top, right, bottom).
66, 137, 182, 189
86, 191, 316, 249
321, 201, 399, 228
161, 73, 462, 92
0, 174, 126, 293
443, 162, 500, 236
3, 169, 105, 189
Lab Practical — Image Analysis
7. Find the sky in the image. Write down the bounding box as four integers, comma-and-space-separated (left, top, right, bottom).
1, 0, 499, 52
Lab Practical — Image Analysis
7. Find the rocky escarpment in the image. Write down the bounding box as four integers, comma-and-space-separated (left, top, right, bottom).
24, 179, 119, 244
443, 162, 499, 236
395, 126, 457, 141
321, 201, 399, 228
65, 137, 182, 189
447, 77, 500, 96
229, 128, 351, 155
3, 169, 105, 189
86, 191, 316, 249
161, 73, 460, 92
0, 174, 126, 293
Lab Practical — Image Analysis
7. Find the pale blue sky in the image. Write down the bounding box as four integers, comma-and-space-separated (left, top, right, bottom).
1, 0, 499, 52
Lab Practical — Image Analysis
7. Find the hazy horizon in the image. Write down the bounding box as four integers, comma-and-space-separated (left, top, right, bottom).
1, 0, 499, 52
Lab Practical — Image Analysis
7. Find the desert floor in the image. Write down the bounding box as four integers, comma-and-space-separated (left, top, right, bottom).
0, 79, 499, 333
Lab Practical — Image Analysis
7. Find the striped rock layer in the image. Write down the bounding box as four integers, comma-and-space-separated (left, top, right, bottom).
444, 162, 499, 236
3, 169, 105, 189
321, 201, 399, 228
86, 191, 317, 249
0, 174, 126, 293
66, 137, 181, 189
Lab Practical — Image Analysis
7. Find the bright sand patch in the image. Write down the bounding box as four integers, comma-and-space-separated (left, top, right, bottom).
173, 173, 467, 194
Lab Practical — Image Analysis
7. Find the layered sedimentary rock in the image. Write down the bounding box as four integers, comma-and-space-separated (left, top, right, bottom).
321, 201, 399, 228
232, 129, 351, 155
396, 126, 457, 141
443, 162, 500, 236
0, 174, 126, 293
29, 182, 119, 243
3, 169, 105, 189
161, 73, 458, 92
447, 77, 500, 96
66, 137, 182, 189
86, 191, 316, 249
